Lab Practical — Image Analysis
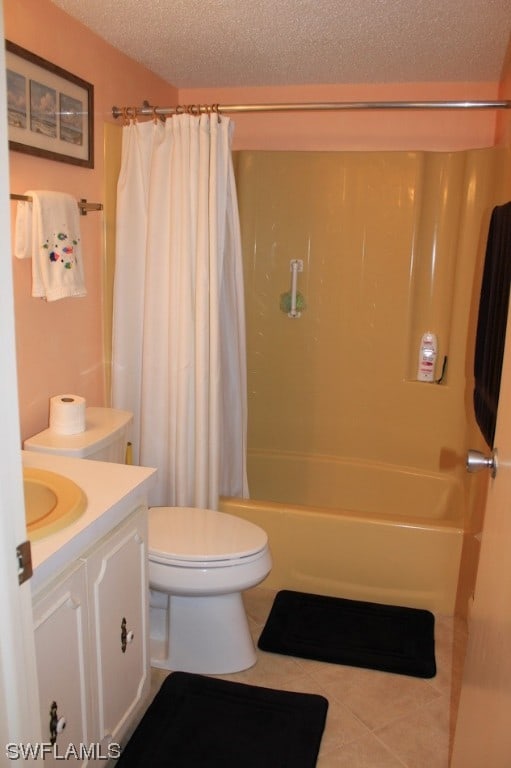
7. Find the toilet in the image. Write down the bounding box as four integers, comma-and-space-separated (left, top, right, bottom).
24, 407, 272, 675
149, 505, 271, 674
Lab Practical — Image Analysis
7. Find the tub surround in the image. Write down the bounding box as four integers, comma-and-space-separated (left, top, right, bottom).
234, 147, 511, 618
236, 148, 511, 480
22, 450, 156, 591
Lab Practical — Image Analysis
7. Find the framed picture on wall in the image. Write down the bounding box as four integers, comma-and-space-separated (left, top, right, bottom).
5, 40, 94, 168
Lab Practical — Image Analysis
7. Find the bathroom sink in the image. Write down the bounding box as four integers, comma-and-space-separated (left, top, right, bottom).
23, 467, 87, 541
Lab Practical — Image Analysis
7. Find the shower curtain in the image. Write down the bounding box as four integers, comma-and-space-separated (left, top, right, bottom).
111, 114, 248, 509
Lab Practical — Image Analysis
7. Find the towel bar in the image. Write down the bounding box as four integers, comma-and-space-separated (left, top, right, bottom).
10, 194, 103, 216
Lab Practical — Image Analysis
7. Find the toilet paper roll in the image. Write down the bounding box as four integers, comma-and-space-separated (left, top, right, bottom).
49, 394, 86, 435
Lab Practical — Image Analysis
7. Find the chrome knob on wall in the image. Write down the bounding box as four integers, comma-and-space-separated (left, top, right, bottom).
466, 448, 498, 478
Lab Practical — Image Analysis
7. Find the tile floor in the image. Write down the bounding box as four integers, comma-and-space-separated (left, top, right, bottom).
150, 587, 468, 768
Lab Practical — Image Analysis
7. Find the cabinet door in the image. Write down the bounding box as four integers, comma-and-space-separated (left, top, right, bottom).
87, 507, 149, 750
33, 562, 94, 766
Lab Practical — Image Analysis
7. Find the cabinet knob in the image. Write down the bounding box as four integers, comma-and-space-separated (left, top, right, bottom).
56, 716, 66, 733
49, 701, 66, 744
121, 617, 134, 652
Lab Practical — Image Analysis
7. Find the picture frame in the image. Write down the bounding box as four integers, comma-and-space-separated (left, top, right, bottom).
5, 40, 94, 168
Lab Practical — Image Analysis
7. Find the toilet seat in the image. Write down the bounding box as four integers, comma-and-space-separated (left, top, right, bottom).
148, 506, 269, 569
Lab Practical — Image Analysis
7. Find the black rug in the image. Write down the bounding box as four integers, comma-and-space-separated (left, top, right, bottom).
116, 671, 328, 768
258, 590, 436, 678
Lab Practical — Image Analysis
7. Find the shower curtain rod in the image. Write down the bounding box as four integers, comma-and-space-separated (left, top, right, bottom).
112, 99, 511, 119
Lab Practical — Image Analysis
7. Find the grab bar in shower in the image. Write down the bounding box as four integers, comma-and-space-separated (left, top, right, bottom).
288, 259, 303, 318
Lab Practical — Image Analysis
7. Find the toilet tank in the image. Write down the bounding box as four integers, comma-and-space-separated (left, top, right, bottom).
24, 407, 133, 463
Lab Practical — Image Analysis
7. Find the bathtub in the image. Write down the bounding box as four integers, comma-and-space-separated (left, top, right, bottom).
219, 451, 464, 615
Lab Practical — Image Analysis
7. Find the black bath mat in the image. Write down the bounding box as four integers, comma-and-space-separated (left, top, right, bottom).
116, 671, 328, 768
258, 590, 436, 678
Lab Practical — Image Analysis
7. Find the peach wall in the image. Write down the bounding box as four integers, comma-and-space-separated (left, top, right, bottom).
4, 0, 177, 442
179, 82, 502, 151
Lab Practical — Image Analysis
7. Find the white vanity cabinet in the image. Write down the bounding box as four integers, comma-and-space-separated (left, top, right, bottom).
86, 506, 149, 752
32, 505, 149, 764
33, 561, 94, 766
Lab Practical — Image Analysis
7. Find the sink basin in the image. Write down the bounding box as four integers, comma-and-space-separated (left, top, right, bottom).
23, 467, 87, 541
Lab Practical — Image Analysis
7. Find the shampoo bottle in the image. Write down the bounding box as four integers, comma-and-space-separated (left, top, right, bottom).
417, 332, 438, 382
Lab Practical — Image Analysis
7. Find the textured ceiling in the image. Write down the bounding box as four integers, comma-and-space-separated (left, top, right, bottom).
50, 0, 511, 89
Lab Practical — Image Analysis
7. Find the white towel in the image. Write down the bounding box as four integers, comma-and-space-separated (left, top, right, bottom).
14, 198, 32, 260
15, 190, 86, 301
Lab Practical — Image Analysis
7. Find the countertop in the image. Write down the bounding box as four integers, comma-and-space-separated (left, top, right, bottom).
22, 450, 157, 592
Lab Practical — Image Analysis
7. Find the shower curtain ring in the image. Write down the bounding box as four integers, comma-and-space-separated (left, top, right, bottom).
126, 106, 138, 123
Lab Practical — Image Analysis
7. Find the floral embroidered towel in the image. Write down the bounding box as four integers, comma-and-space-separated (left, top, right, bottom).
16, 190, 86, 301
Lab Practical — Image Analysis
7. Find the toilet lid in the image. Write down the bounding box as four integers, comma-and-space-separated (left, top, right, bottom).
148, 506, 268, 564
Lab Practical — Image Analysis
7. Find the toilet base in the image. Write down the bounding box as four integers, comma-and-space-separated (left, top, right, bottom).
150, 592, 257, 674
